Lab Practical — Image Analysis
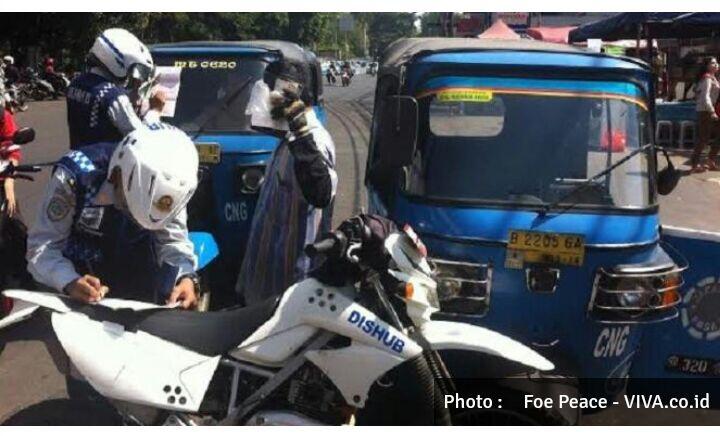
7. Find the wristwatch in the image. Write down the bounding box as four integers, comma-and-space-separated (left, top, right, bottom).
176, 273, 200, 295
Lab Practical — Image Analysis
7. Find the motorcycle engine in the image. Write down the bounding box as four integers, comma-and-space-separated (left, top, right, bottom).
200, 361, 349, 425
281, 365, 348, 425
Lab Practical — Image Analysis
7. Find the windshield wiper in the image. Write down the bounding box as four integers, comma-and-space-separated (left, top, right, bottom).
539, 143, 653, 217
190, 75, 254, 141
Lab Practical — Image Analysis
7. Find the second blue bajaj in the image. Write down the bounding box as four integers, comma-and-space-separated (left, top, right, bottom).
150, 41, 326, 308
366, 38, 720, 423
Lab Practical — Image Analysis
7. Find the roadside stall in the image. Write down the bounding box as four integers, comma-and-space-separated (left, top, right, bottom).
477, 19, 522, 40
571, 13, 720, 149
526, 26, 576, 44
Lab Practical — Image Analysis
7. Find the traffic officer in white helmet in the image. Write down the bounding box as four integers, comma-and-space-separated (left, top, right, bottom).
27, 124, 200, 308
66, 28, 155, 150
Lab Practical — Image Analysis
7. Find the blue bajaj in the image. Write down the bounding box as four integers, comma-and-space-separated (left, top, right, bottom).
151, 41, 326, 308
367, 38, 718, 422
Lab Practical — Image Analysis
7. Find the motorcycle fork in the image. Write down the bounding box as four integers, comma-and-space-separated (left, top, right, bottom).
366, 273, 456, 394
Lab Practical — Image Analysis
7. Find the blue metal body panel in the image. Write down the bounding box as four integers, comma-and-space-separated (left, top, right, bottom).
189, 231, 220, 270
630, 228, 720, 378
418, 76, 645, 100
393, 196, 658, 247
151, 47, 268, 55
417, 51, 648, 71
406, 51, 654, 97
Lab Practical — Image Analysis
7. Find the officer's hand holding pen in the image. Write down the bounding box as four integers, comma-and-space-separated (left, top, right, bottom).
167, 277, 198, 310
64, 274, 109, 303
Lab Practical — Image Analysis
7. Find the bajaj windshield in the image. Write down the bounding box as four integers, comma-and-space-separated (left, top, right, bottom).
153, 55, 267, 133
407, 77, 654, 210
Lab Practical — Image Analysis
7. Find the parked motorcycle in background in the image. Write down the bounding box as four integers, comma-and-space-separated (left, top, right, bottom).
43, 71, 69, 97
19, 68, 56, 101
0, 128, 40, 320
4, 85, 29, 113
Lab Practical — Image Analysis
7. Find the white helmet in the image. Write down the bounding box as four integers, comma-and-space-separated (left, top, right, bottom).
110, 125, 198, 230
89, 28, 154, 84
3, 56, 13, 65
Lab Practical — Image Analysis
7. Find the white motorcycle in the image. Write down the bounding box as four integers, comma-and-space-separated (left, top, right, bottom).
0, 216, 553, 425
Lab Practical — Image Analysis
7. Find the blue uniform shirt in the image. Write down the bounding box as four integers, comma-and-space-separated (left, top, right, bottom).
66, 71, 143, 150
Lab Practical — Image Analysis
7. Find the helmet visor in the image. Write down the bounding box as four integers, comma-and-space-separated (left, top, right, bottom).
129, 63, 154, 83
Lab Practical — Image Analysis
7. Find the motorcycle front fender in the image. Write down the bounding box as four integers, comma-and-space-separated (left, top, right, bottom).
420, 320, 554, 372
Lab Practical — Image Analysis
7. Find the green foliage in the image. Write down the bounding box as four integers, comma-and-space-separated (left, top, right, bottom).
420, 12, 443, 36
0, 12, 418, 67
366, 13, 418, 58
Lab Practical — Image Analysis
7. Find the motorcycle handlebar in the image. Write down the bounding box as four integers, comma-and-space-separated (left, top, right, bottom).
305, 231, 346, 258
305, 217, 373, 263
13, 165, 42, 173
0, 163, 43, 179
307, 238, 337, 255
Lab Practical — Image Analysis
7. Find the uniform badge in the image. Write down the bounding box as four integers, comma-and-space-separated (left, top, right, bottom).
47, 196, 71, 222
77, 206, 105, 233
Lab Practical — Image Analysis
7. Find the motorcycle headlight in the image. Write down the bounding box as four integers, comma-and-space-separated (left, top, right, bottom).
402, 280, 440, 310
237, 166, 265, 194
431, 258, 492, 316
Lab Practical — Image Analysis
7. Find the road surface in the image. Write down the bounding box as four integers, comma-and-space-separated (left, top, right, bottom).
0, 73, 718, 424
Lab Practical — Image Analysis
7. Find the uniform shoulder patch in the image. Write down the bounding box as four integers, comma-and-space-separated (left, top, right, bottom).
47, 195, 72, 222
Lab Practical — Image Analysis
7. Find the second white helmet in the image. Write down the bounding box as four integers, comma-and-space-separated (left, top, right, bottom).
89, 28, 154, 84
3, 56, 14, 65
110, 125, 198, 230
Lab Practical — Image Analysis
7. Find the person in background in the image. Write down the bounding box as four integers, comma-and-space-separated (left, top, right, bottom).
236, 60, 337, 305
0, 107, 21, 217
66, 28, 154, 150
3, 56, 20, 87
691, 56, 720, 173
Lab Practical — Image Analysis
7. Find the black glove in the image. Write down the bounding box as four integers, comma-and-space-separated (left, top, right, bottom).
270, 89, 310, 137
356, 214, 398, 270
309, 214, 398, 285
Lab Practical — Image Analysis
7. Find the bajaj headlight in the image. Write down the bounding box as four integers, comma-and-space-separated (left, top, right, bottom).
237, 166, 266, 194
431, 258, 492, 316
589, 264, 685, 323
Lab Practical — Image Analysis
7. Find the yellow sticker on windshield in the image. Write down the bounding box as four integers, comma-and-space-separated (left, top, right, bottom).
437, 89, 493, 103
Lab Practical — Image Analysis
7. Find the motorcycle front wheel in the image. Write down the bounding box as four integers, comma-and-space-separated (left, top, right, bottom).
2, 399, 124, 425
355, 355, 452, 425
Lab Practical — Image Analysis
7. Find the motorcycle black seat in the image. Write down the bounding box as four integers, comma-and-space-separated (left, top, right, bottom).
70, 297, 280, 356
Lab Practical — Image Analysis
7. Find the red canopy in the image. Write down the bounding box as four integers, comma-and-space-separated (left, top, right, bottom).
478, 19, 521, 40
526, 26, 576, 44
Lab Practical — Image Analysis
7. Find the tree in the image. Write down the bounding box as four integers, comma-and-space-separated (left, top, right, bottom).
366, 13, 418, 58
420, 12, 443, 36
0, 12, 414, 68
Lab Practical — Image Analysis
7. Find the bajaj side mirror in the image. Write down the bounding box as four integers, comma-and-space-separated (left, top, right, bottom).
12, 128, 35, 145
376, 96, 418, 168
657, 147, 680, 196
